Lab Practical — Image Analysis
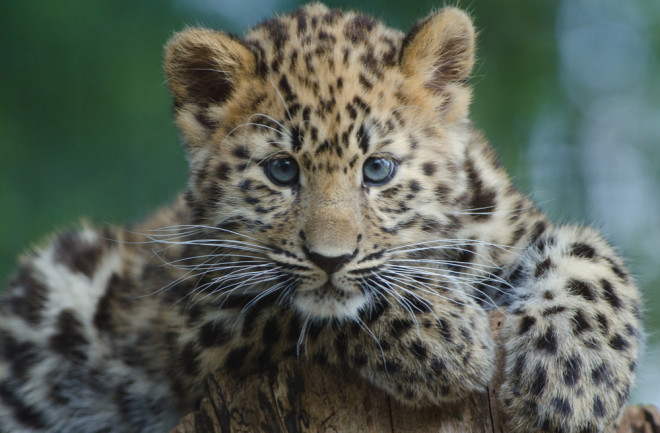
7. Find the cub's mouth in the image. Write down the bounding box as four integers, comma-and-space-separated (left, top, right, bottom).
293, 280, 368, 320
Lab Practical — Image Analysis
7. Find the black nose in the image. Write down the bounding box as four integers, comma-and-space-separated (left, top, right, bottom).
303, 247, 352, 274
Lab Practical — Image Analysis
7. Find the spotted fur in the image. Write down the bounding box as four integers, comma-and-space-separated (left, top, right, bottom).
0, 4, 641, 432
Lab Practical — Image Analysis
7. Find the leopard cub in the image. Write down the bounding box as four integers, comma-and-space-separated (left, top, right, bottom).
0, 3, 641, 433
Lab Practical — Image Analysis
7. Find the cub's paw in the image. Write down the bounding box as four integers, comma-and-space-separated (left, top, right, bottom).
354, 298, 495, 406
500, 312, 638, 432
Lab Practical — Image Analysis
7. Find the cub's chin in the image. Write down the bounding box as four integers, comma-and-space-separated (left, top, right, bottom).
293, 282, 369, 320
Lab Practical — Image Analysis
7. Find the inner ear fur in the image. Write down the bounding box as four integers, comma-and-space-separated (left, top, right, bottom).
400, 7, 476, 91
164, 28, 256, 106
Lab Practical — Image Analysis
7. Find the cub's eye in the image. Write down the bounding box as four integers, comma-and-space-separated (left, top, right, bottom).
363, 157, 396, 186
265, 157, 299, 186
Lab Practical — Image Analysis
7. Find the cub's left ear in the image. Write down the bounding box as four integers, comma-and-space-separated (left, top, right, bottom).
400, 8, 476, 117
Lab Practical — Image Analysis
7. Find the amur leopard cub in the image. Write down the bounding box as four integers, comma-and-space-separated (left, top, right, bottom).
0, 3, 641, 433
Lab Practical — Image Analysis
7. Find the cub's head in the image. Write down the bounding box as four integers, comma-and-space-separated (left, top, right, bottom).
164, 3, 477, 320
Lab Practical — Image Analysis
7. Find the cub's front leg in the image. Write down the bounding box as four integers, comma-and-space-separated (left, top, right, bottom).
324, 288, 495, 406
500, 225, 642, 433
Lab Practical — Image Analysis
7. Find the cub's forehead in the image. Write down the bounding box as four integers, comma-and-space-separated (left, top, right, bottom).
233, 4, 411, 157
244, 3, 404, 75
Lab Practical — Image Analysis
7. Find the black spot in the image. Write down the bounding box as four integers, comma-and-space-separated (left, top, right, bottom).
199, 321, 230, 348
7, 264, 49, 325
573, 310, 592, 334
363, 297, 389, 323
194, 109, 218, 130
409, 180, 421, 193
536, 326, 558, 354
570, 243, 596, 259
593, 396, 606, 417
591, 363, 610, 385
567, 279, 596, 301
308, 320, 324, 342
379, 185, 401, 199
358, 73, 373, 90
542, 306, 566, 316
225, 346, 251, 371
262, 316, 281, 347
542, 291, 554, 300
215, 162, 232, 180
278, 75, 294, 101
54, 231, 105, 278
583, 337, 600, 350
459, 326, 472, 342
287, 313, 302, 343
551, 397, 572, 416
607, 258, 628, 282
513, 354, 527, 378
562, 355, 582, 386
346, 102, 357, 120
410, 340, 428, 360
352, 352, 367, 368
49, 309, 88, 363
534, 258, 553, 278
519, 316, 536, 335
453, 243, 475, 265
608, 333, 629, 351
404, 293, 432, 313
357, 124, 369, 153
420, 218, 442, 233
93, 274, 125, 333
422, 162, 437, 176
180, 341, 200, 376
466, 159, 496, 219
381, 359, 402, 374
511, 226, 527, 244
290, 126, 303, 153
49, 383, 71, 406
600, 279, 622, 310
232, 144, 249, 159
529, 221, 547, 244
2, 335, 39, 381
241, 305, 263, 338
0, 381, 47, 428
430, 357, 445, 374
531, 365, 547, 396
390, 318, 413, 339
596, 313, 609, 334
437, 318, 453, 342
508, 265, 526, 286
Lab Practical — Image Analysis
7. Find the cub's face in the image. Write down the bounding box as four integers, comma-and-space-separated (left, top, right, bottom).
165, 3, 476, 320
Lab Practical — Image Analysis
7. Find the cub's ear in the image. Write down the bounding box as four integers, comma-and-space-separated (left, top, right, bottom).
400, 8, 475, 121
164, 28, 256, 107
400, 7, 475, 88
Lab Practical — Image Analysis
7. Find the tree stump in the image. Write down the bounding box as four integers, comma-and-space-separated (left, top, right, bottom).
171, 310, 659, 433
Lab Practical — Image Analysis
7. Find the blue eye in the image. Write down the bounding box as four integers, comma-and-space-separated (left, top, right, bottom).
363, 157, 396, 185
265, 157, 299, 186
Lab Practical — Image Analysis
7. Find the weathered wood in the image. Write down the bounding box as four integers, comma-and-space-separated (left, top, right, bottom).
171, 310, 659, 433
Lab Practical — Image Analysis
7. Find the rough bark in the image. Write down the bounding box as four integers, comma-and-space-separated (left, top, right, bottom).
171, 310, 659, 433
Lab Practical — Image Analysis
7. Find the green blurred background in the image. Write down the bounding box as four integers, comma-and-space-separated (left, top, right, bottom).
1, 0, 658, 404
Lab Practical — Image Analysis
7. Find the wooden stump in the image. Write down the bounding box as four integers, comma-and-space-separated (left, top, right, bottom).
171, 310, 659, 433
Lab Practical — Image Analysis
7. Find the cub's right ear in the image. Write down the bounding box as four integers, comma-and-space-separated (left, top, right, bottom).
164, 28, 256, 107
